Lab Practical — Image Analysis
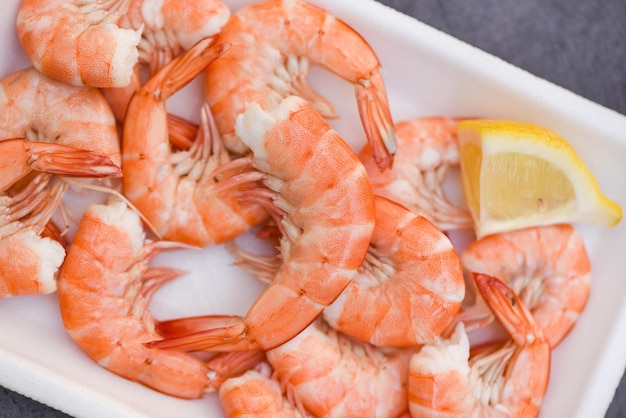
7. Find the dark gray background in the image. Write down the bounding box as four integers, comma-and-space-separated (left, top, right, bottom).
1, 0, 625, 417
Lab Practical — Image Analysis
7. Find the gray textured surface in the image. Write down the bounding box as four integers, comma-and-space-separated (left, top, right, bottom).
1, 0, 625, 417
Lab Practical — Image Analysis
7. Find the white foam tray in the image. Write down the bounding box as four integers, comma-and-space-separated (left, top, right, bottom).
1, 1, 625, 417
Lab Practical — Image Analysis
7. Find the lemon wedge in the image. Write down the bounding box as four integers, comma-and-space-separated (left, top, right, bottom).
458, 119, 622, 238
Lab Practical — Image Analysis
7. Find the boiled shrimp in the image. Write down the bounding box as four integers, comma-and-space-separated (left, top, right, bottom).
323, 195, 465, 347
359, 116, 472, 230
461, 224, 591, 348
16, 0, 141, 87
146, 95, 376, 352
204, 0, 396, 169
266, 318, 412, 418
57, 200, 265, 398
103, 0, 231, 121
219, 363, 305, 418
230, 195, 465, 347
122, 38, 269, 246
0, 67, 121, 168
408, 273, 551, 417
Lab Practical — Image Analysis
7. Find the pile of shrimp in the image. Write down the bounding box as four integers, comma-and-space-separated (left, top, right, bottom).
0, 0, 611, 417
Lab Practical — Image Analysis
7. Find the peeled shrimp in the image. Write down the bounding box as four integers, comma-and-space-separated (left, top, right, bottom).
57, 200, 264, 398
461, 224, 591, 348
219, 363, 305, 418
359, 117, 472, 230
408, 273, 551, 417
204, 0, 396, 169
323, 195, 465, 347
230, 195, 465, 347
266, 319, 411, 418
16, 0, 141, 87
147, 95, 376, 352
122, 38, 268, 246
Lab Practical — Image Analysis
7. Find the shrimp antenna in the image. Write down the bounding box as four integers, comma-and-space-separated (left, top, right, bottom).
60, 178, 164, 240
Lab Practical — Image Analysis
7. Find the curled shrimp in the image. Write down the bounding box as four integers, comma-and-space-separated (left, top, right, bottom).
266, 319, 412, 418
57, 200, 265, 398
230, 195, 465, 347
408, 273, 551, 417
103, 0, 231, 121
16, 0, 142, 87
323, 195, 465, 347
461, 224, 591, 348
122, 38, 269, 246
219, 363, 305, 418
0, 67, 121, 167
205, 0, 396, 169
359, 116, 472, 230
146, 95, 376, 352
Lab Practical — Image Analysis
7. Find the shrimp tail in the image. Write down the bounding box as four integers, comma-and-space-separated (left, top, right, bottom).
28, 144, 122, 178
147, 37, 230, 100
1, 138, 121, 191
150, 315, 257, 351
473, 272, 544, 344
166, 113, 198, 151
356, 71, 396, 170
205, 349, 267, 391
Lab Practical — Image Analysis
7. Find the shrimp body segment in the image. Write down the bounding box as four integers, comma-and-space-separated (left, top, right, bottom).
122, 38, 268, 246
323, 196, 465, 347
119, 0, 230, 71
0, 229, 64, 297
461, 224, 591, 348
205, 0, 396, 169
219, 365, 304, 418
359, 117, 472, 230
0, 67, 121, 168
146, 95, 376, 352
266, 319, 411, 418
17, 0, 142, 87
57, 200, 264, 398
408, 274, 551, 418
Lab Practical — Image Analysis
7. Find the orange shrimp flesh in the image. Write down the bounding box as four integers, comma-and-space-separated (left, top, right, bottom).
119, 0, 230, 72
146, 95, 376, 352
122, 38, 269, 246
57, 200, 265, 398
266, 319, 412, 418
461, 224, 591, 348
16, 0, 142, 87
408, 273, 550, 418
205, 0, 396, 169
359, 117, 472, 230
219, 363, 304, 418
323, 195, 465, 347
0, 175, 69, 296
0, 67, 122, 168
